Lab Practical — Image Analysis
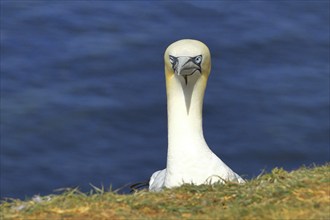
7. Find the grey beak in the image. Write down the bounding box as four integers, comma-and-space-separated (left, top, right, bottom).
169, 55, 203, 114
171, 56, 202, 85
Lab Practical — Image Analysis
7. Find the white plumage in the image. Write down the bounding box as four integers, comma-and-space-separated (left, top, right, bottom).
149, 39, 244, 192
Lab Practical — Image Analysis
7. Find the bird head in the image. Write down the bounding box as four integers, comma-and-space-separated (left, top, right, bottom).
164, 39, 212, 114
164, 39, 211, 86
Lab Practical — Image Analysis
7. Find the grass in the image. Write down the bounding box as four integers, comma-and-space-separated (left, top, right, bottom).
1, 164, 329, 220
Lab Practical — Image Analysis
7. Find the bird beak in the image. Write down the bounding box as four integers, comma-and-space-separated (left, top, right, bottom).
174, 57, 201, 85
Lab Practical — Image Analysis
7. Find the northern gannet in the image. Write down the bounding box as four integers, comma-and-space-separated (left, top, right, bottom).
149, 39, 244, 192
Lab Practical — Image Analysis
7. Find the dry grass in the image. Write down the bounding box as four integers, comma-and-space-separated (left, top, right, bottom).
1, 164, 329, 220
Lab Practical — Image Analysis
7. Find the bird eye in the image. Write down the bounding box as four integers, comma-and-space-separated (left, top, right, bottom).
169, 55, 177, 64
194, 55, 202, 64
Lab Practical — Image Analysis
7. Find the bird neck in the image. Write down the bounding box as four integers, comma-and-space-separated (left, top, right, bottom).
165, 72, 211, 171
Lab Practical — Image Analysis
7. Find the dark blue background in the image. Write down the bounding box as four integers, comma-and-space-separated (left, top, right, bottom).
1, 1, 329, 199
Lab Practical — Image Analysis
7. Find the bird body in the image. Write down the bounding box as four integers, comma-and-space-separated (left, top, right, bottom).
149, 39, 244, 192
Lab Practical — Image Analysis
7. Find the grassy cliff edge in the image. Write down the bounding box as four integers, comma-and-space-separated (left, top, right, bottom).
1, 164, 329, 220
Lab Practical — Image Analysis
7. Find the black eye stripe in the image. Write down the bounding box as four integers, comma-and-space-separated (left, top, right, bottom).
169, 55, 178, 69
169, 55, 177, 64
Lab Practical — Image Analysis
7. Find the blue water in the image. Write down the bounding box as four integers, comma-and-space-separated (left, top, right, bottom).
1, 1, 329, 199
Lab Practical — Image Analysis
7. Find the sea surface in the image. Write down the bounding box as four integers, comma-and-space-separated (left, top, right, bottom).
1, 1, 329, 199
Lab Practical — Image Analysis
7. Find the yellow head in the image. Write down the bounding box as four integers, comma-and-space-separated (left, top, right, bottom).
164, 39, 211, 85
164, 39, 212, 114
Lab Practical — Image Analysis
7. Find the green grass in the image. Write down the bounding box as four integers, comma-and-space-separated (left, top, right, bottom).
1, 164, 329, 220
